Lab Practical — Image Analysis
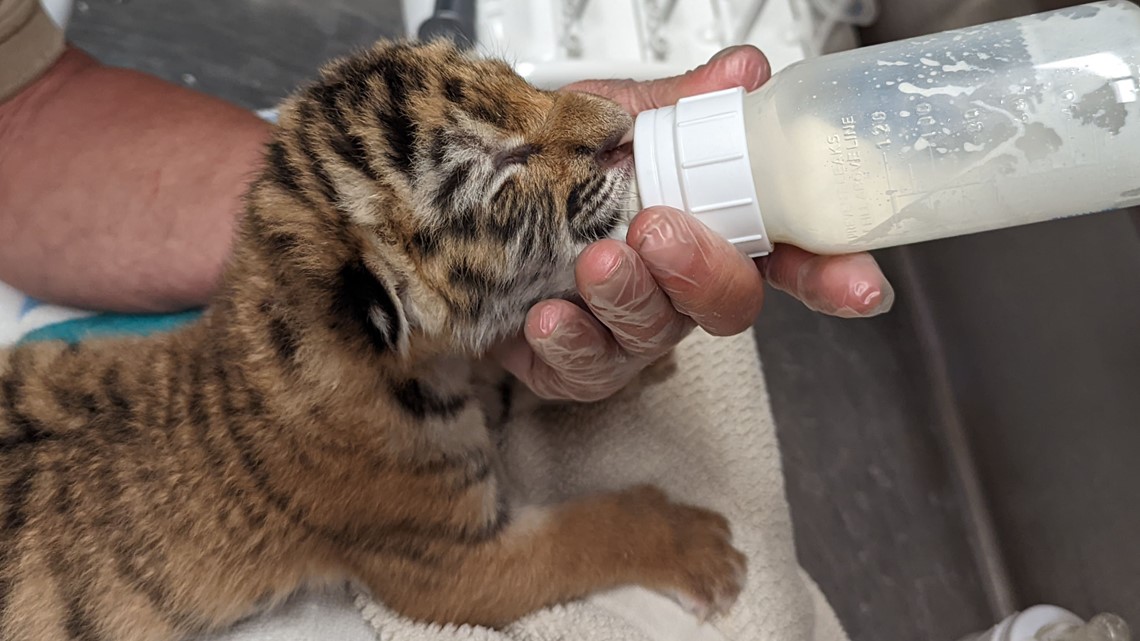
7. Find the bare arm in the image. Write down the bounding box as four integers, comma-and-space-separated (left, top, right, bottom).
0, 46, 270, 313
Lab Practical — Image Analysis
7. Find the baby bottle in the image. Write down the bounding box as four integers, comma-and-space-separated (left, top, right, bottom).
631, 1, 1140, 256
958, 605, 1131, 641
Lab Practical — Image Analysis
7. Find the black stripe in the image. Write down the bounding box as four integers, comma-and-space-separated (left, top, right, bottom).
162, 345, 186, 430
373, 56, 424, 174
582, 178, 616, 213
376, 64, 421, 172
294, 104, 340, 206
213, 377, 439, 563
407, 448, 486, 475
485, 217, 519, 246
406, 450, 493, 493
330, 133, 383, 181
52, 463, 75, 518
61, 589, 103, 640
0, 352, 53, 449
564, 178, 591, 223
0, 465, 36, 629
99, 364, 135, 443
479, 492, 512, 542
259, 302, 300, 367
329, 259, 401, 354
390, 379, 469, 420
443, 77, 465, 103
486, 204, 521, 245
497, 377, 514, 426
410, 229, 441, 256
433, 161, 473, 212
246, 210, 298, 253
467, 99, 509, 129
2, 465, 34, 535
328, 54, 379, 110
262, 229, 303, 258
428, 130, 447, 167
186, 354, 212, 431
513, 203, 540, 263
310, 82, 347, 133
265, 140, 303, 193
566, 176, 606, 223
69, 442, 209, 636
48, 383, 99, 422
45, 544, 103, 641
440, 206, 480, 243
45, 340, 99, 424
310, 82, 384, 182
183, 352, 271, 538
105, 533, 207, 635
575, 208, 622, 244
448, 262, 491, 291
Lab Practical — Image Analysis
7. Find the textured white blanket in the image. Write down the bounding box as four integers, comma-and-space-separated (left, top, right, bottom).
354, 328, 848, 641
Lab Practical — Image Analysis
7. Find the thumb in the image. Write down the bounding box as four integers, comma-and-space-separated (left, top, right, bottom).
565, 45, 772, 115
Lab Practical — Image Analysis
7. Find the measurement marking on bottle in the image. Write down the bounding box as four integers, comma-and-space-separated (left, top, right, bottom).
826, 115, 874, 239
871, 111, 892, 150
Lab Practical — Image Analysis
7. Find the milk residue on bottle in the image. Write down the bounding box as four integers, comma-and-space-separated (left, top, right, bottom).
631, 1, 1140, 256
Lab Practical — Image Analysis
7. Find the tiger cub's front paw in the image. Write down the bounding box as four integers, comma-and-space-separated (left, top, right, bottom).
618, 485, 747, 621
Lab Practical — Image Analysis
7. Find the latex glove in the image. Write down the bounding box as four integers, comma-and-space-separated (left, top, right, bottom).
494, 46, 896, 402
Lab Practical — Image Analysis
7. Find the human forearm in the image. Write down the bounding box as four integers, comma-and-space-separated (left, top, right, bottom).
0, 46, 271, 312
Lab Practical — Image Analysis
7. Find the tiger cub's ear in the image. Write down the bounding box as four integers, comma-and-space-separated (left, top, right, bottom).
332, 257, 411, 357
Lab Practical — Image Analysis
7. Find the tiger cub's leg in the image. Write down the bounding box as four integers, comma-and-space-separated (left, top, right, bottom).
358, 484, 746, 627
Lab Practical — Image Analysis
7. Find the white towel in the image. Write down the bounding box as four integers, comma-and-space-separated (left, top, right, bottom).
354, 328, 848, 641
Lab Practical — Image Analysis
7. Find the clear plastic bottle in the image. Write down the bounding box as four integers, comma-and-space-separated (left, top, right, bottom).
958, 605, 1131, 641
631, 1, 1140, 256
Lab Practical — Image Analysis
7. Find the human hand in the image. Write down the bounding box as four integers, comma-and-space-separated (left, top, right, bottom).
494, 46, 895, 402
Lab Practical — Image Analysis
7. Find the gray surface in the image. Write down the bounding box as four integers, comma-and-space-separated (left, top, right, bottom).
906, 211, 1140, 623
753, 273, 995, 641
67, 0, 406, 110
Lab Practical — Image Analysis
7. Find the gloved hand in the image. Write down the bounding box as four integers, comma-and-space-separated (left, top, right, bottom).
494, 45, 895, 402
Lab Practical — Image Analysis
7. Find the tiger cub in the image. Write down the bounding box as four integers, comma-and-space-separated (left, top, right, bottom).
0, 40, 745, 641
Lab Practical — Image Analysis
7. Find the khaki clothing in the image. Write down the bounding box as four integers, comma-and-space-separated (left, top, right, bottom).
0, 0, 65, 102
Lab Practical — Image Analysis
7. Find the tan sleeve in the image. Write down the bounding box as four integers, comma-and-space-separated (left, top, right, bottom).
0, 0, 66, 103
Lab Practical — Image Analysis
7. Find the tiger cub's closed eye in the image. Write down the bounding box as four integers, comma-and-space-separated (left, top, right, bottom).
492, 143, 540, 171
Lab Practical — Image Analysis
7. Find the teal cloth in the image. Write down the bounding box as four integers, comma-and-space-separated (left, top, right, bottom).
18, 310, 202, 345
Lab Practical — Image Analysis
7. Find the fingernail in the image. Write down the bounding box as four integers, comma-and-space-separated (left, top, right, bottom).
637, 209, 696, 258
710, 45, 745, 63
596, 248, 625, 282
584, 250, 628, 304
868, 279, 896, 316
537, 305, 560, 336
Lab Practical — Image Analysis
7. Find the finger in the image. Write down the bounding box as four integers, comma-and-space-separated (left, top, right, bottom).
642, 44, 772, 111
575, 240, 695, 360
564, 45, 772, 115
627, 206, 765, 336
757, 245, 895, 318
493, 300, 630, 402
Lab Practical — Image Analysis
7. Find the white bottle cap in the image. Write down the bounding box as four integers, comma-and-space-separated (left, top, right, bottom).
958, 605, 1085, 641
1005, 605, 1084, 641
632, 86, 772, 257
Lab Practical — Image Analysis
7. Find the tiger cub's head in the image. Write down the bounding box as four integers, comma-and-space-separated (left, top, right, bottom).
255, 39, 635, 358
